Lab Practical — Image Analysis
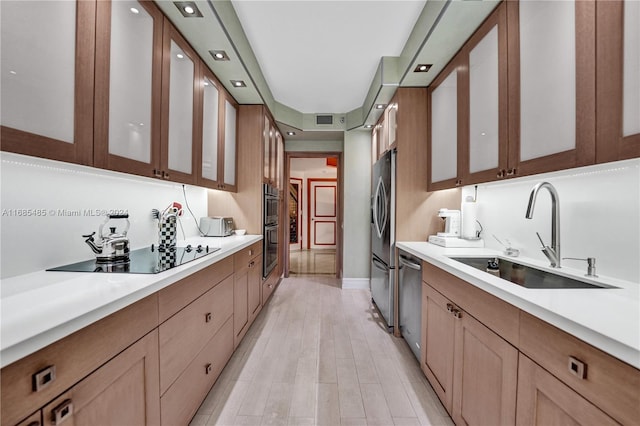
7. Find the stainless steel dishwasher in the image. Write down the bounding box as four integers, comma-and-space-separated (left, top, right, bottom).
398, 250, 422, 360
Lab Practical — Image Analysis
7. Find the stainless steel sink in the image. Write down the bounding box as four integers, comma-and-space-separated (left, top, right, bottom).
449, 257, 617, 289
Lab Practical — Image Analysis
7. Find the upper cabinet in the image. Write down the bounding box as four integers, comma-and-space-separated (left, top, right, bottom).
160, 21, 198, 184
0, 0, 96, 165
596, 0, 640, 161
222, 96, 238, 191
371, 102, 398, 163
263, 116, 280, 188
94, 0, 163, 178
428, 0, 600, 190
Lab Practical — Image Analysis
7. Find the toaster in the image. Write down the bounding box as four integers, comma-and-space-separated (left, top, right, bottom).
200, 217, 234, 237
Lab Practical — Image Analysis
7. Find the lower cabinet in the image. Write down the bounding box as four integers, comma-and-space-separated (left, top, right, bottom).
516, 354, 617, 425
160, 318, 234, 426
233, 242, 263, 348
421, 283, 517, 424
42, 330, 160, 426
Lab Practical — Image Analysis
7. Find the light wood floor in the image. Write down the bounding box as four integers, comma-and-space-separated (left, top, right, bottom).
289, 250, 336, 276
190, 275, 453, 426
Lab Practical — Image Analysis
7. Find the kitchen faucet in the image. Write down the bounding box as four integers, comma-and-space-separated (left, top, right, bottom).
525, 182, 561, 268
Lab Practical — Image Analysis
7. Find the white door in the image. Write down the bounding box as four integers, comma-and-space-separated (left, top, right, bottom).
309, 179, 337, 249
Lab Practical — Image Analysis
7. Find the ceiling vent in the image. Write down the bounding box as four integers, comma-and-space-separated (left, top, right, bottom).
316, 115, 333, 125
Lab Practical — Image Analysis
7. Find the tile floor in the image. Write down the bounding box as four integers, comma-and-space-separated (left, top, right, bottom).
289, 250, 336, 276
190, 275, 453, 426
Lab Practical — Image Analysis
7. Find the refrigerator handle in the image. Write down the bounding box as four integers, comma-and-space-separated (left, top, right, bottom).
373, 177, 388, 239
372, 255, 389, 272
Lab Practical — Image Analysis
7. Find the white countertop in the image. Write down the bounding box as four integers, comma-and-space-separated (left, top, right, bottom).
0, 235, 262, 368
396, 241, 640, 369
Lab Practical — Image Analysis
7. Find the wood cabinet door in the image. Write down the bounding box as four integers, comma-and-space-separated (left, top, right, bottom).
263, 116, 271, 184
159, 19, 198, 184
516, 354, 617, 426
94, 0, 162, 177
452, 309, 518, 426
427, 54, 466, 191
506, 0, 596, 178
233, 269, 249, 348
41, 331, 160, 426
462, 2, 509, 185
1, 0, 95, 166
220, 94, 238, 192
248, 257, 263, 320
197, 67, 222, 190
596, 0, 640, 162
421, 284, 456, 413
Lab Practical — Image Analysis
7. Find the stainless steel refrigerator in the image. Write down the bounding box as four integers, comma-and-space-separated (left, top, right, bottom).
370, 149, 396, 331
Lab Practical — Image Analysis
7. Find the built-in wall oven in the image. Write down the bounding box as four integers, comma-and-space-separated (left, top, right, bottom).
263, 184, 279, 278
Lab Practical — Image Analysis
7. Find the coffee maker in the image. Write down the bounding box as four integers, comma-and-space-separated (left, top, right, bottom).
436, 208, 461, 237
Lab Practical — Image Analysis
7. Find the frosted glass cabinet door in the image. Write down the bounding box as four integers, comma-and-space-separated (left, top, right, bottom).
623, 0, 640, 138
429, 68, 459, 188
223, 99, 238, 189
166, 40, 194, 175
201, 76, 219, 183
0, 0, 95, 165
107, 1, 155, 164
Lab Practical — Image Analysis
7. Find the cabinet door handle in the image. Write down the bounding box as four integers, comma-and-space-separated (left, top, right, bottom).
51, 399, 73, 425
205, 363, 213, 375
446, 303, 454, 313
162, 171, 170, 180
506, 168, 517, 176
205, 312, 212, 323
568, 356, 587, 379
497, 169, 505, 178
33, 365, 56, 392
249, 260, 254, 268
452, 309, 462, 319
153, 169, 162, 178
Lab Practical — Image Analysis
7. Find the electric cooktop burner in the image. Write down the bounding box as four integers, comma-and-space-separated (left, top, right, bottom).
47, 244, 219, 274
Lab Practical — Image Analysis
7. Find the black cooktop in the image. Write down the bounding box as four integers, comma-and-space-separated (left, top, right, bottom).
47, 244, 219, 274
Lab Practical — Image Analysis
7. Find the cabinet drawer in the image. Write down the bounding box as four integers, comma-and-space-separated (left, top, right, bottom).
160, 317, 234, 426
422, 261, 520, 345
1, 294, 158, 426
159, 274, 233, 395
519, 312, 640, 425
262, 273, 277, 304
234, 242, 262, 273
158, 256, 233, 322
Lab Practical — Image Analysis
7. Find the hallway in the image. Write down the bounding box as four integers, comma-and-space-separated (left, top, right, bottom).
190, 275, 452, 426
289, 250, 337, 276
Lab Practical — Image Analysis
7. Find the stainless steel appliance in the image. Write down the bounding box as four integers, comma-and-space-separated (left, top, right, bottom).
200, 216, 234, 237
82, 214, 131, 264
48, 244, 219, 273
398, 250, 422, 360
370, 149, 396, 331
263, 184, 279, 278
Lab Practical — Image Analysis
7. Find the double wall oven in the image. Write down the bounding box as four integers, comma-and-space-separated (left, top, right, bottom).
263, 184, 279, 278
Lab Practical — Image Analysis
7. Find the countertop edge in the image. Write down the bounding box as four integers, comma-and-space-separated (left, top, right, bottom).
397, 241, 640, 370
0, 235, 262, 368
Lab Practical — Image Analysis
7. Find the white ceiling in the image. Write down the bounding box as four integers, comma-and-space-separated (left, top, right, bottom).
230, 0, 426, 114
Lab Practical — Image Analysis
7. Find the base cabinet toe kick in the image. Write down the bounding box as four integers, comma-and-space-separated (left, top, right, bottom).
420, 261, 640, 426
1, 242, 277, 426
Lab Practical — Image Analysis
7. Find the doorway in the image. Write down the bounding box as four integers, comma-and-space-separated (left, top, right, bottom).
285, 154, 342, 278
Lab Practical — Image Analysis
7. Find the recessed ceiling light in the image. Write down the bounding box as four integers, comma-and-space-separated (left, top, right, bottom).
375, 104, 386, 110
176, 53, 184, 59
231, 80, 246, 88
414, 64, 432, 73
364, 124, 373, 129
173, 1, 203, 17
286, 131, 296, 136
130, 7, 140, 14
209, 50, 230, 61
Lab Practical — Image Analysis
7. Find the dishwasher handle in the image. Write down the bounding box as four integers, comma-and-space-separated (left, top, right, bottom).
399, 255, 421, 271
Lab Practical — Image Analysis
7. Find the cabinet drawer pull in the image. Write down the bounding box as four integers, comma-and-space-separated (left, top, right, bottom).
33, 365, 56, 392
249, 249, 253, 256
268, 284, 274, 289
205, 312, 212, 323
452, 309, 462, 319
568, 356, 587, 379
205, 363, 213, 375
51, 399, 73, 425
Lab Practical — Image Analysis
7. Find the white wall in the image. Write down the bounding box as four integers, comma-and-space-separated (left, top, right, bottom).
461, 158, 640, 283
285, 139, 343, 152
0, 153, 207, 279
342, 130, 372, 280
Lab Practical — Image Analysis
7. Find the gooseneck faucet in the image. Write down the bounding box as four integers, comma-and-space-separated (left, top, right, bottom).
525, 182, 561, 268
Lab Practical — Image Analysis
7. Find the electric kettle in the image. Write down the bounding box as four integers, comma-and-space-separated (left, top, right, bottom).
83, 214, 131, 263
